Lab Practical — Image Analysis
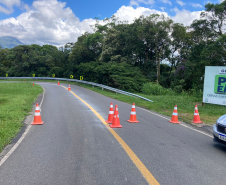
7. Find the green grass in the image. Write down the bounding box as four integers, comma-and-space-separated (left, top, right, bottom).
71, 82, 224, 126
1, 79, 224, 127
0, 82, 43, 152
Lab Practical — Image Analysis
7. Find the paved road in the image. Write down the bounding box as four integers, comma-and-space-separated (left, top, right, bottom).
0, 82, 226, 185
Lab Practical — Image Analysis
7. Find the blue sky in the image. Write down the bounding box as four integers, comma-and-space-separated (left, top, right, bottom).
0, 0, 221, 46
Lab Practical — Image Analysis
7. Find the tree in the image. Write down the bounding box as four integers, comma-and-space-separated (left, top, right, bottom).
100, 23, 133, 64
69, 32, 96, 68
0, 48, 10, 76
201, 0, 226, 36
135, 14, 173, 83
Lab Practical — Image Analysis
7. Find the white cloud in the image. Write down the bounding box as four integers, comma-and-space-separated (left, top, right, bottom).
176, 0, 186, 6
130, 0, 155, 7
114, 6, 167, 23
0, 0, 203, 46
0, 0, 29, 14
130, 0, 140, 6
20, 1, 30, 11
171, 7, 180, 13
159, 0, 172, 5
0, 5, 13, 14
0, 0, 20, 8
0, 0, 95, 45
171, 9, 201, 26
114, 6, 200, 27
190, 3, 203, 8
160, 7, 166, 11
139, 0, 155, 5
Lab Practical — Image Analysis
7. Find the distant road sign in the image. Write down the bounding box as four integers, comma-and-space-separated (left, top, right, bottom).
52, 74, 55, 77
70, 75, 73, 79
80, 76, 83, 80
32, 74, 35, 77
6, 73, 8, 77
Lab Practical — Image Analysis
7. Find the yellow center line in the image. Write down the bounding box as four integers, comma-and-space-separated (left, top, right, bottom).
61, 85, 160, 185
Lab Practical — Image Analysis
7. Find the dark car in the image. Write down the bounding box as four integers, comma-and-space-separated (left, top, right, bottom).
213, 114, 226, 146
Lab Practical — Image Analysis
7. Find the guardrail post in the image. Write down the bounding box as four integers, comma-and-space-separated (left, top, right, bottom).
102, 87, 104, 91
92, 85, 94, 88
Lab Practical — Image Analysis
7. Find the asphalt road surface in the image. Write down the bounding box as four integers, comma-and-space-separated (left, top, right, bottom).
0, 82, 226, 185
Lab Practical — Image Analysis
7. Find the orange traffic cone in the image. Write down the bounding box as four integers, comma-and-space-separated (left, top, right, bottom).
169, 105, 180, 124
68, 84, 71, 91
58, 81, 60, 85
192, 105, 203, 124
105, 102, 114, 123
127, 103, 139, 123
110, 105, 122, 128
33, 83, 34, 87
31, 103, 44, 125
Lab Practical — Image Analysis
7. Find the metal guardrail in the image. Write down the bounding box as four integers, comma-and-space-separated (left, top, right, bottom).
0, 77, 153, 102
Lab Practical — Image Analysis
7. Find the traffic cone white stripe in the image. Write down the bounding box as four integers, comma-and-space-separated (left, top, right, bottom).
192, 105, 203, 124
35, 112, 41, 116
127, 103, 139, 123
110, 104, 122, 128
35, 106, 40, 110
106, 102, 114, 124
169, 105, 180, 124
31, 103, 44, 125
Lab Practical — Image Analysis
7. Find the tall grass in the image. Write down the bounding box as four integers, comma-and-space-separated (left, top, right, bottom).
0, 82, 43, 152
74, 82, 225, 125
142, 82, 175, 95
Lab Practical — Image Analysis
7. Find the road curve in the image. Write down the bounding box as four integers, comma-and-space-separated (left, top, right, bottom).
0, 82, 226, 185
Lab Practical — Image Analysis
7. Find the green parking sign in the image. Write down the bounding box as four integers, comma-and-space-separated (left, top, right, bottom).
215, 75, 226, 94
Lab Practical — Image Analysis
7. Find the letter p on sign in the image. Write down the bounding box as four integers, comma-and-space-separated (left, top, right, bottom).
215, 75, 226, 94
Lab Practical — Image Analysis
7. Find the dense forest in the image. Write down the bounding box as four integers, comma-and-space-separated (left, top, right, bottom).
0, 1, 225, 93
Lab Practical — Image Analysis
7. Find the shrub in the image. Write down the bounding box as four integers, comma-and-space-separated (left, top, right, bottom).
173, 85, 183, 93
142, 83, 166, 95
189, 89, 203, 98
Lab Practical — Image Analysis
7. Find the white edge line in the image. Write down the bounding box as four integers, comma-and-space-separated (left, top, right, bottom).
66, 83, 213, 139
72, 83, 213, 139
0, 87, 45, 167
138, 107, 213, 138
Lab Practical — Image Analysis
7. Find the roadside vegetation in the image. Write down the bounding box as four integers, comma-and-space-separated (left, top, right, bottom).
70, 81, 224, 126
0, 0, 225, 140
0, 0, 225, 94
0, 78, 224, 126
0, 82, 43, 153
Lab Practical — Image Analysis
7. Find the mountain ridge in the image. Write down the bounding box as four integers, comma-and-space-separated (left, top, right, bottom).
0, 36, 24, 49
